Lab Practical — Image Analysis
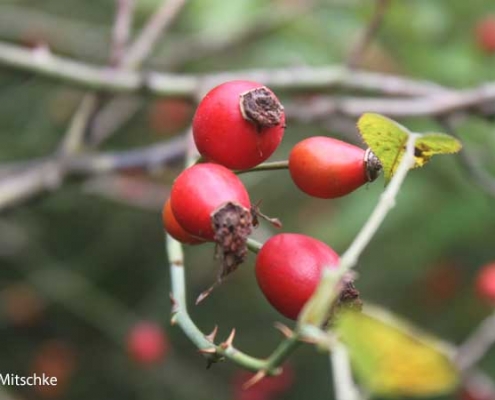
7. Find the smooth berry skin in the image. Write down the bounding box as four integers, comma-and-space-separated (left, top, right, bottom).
476, 262, 495, 304
289, 136, 367, 199
193, 80, 285, 170
475, 16, 495, 54
127, 321, 168, 365
170, 163, 251, 240
255, 233, 340, 320
162, 198, 204, 245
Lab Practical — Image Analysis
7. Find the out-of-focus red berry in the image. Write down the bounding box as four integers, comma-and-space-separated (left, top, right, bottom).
126, 321, 168, 365
1, 283, 44, 327
30, 340, 77, 398
475, 16, 495, 54
420, 261, 462, 308
458, 385, 493, 400
149, 99, 193, 136
476, 262, 495, 304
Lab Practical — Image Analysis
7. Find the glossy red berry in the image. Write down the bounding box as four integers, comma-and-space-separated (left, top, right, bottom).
255, 233, 340, 320
126, 321, 168, 365
475, 262, 495, 304
193, 80, 285, 170
162, 198, 204, 245
170, 163, 251, 240
475, 16, 495, 54
289, 136, 380, 199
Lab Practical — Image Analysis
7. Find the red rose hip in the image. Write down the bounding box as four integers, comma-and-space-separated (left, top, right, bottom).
170, 163, 251, 240
476, 262, 495, 304
193, 80, 285, 170
255, 233, 340, 320
162, 198, 204, 245
289, 136, 380, 199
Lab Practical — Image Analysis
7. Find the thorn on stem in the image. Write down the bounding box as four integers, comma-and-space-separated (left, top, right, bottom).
196, 285, 216, 305
220, 328, 236, 349
274, 322, 294, 338
205, 325, 219, 342
242, 370, 267, 390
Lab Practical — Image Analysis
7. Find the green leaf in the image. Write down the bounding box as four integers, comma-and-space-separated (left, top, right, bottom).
336, 304, 459, 398
357, 113, 462, 182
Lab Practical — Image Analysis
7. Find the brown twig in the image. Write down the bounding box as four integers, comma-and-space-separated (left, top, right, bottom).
110, 0, 135, 66
285, 85, 495, 120
347, 0, 391, 69
121, 0, 188, 69
0, 41, 448, 97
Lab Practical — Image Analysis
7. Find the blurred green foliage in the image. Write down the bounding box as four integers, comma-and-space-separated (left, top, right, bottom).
0, 1, 494, 400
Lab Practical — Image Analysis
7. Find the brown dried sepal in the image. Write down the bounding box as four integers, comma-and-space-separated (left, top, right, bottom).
213, 202, 252, 278
323, 275, 362, 329
337, 279, 363, 312
240, 87, 284, 130
251, 202, 282, 229
196, 202, 253, 304
364, 148, 382, 182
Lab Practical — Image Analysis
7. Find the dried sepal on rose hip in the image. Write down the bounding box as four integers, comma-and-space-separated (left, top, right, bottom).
169, 163, 254, 300
197, 201, 253, 304
193, 80, 285, 170
288, 136, 382, 199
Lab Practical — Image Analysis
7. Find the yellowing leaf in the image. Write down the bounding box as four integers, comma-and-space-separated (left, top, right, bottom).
357, 113, 462, 182
336, 305, 459, 398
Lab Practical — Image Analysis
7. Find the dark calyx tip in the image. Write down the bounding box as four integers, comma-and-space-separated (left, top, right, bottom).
212, 202, 253, 279
364, 148, 382, 182
240, 86, 284, 129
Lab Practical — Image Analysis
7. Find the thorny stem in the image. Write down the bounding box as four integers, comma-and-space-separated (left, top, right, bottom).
166, 130, 300, 375
166, 234, 299, 373
347, 0, 391, 70
166, 123, 420, 379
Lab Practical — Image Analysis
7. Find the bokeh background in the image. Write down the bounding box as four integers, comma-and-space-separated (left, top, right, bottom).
0, 0, 494, 399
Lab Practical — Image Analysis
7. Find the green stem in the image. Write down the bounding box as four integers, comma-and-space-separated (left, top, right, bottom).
264, 332, 301, 370
236, 161, 289, 175
246, 237, 262, 254
167, 235, 298, 373
299, 133, 419, 327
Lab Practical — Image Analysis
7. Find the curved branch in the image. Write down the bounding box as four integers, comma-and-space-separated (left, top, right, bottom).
0, 41, 447, 98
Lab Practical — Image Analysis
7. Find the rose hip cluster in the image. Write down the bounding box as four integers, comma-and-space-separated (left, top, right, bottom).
162, 80, 381, 320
